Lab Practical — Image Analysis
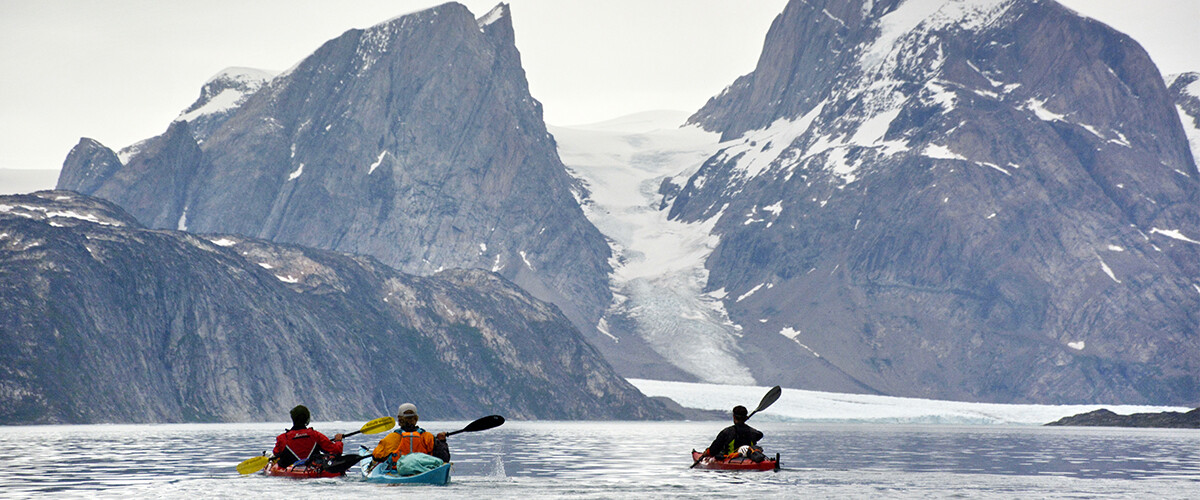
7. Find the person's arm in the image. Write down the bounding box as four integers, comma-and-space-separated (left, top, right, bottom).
321, 429, 345, 455
430, 432, 450, 462
314, 430, 344, 455
272, 433, 286, 456
706, 427, 733, 457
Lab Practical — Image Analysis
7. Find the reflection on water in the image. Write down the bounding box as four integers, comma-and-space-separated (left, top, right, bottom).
2, 421, 1199, 498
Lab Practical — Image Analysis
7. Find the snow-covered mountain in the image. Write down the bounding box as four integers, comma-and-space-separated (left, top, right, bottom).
57, 3, 613, 338
173, 67, 277, 144
49, 0, 1200, 407
570, 0, 1200, 406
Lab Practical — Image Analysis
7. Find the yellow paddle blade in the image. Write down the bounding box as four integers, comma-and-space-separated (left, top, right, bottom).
360, 416, 395, 435
236, 455, 270, 475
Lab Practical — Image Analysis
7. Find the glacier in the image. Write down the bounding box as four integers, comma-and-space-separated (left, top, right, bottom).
629, 378, 1190, 425
552, 111, 757, 384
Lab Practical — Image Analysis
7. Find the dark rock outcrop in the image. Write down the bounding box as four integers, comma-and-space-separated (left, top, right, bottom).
60, 121, 211, 231
57, 3, 612, 342
0, 191, 670, 424
668, 0, 1200, 404
57, 139, 122, 195
1046, 408, 1200, 428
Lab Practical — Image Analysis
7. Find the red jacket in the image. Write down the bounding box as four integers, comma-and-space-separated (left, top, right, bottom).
273, 427, 343, 465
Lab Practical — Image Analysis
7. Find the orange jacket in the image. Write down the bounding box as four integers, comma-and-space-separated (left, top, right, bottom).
372, 428, 435, 461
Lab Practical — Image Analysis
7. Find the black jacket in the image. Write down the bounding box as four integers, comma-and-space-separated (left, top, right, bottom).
706, 421, 763, 456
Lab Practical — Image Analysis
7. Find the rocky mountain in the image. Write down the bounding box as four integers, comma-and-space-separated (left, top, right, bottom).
57, 3, 612, 342
0, 191, 669, 424
1046, 407, 1200, 428
654, 0, 1200, 404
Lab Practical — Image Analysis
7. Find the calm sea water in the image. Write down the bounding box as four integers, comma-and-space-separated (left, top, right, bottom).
2, 421, 1199, 498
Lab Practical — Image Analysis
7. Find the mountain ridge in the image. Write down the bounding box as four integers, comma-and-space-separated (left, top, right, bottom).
659, 0, 1200, 404
0, 190, 671, 424
57, 2, 614, 342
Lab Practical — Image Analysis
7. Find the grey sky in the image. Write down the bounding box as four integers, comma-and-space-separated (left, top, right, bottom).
0, 0, 1195, 172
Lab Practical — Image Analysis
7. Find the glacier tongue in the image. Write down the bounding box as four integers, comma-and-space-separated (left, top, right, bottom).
629, 378, 1191, 425
552, 112, 756, 384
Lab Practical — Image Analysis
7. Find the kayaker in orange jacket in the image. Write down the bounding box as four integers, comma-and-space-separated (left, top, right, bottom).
370, 403, 450, 466
273, 405, 344, 467
703, 405, 765, 460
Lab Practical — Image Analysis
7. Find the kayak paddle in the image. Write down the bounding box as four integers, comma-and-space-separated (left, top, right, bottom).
345, 416, 396, 438
690, 385, 782, 468
445, 414, 505, 437
747, 385, 782, 420
237, 455, 271, 475
236, 416, 397, 475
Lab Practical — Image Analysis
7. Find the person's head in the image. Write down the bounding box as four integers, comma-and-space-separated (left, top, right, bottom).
732, 405, 748, 424
290, 405, 311, 428
397, 403, 419, 427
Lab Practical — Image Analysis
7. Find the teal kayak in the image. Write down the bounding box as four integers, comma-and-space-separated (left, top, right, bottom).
355, 445, 452, 485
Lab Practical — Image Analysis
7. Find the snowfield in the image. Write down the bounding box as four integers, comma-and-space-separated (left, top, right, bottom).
630, 378, 1190, 425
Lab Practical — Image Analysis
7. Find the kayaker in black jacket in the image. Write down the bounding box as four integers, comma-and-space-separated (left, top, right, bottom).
703, 405, 764, 460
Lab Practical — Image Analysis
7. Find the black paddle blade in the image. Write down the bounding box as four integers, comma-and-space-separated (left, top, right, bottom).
446, 414, 506, 436
756, 386, 782, 413
462, 414, 505, 433
747, 386, 782, 419
324, 454, 366, 474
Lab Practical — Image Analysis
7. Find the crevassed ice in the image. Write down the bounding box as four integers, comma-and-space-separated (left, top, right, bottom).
551, 116, 756, 384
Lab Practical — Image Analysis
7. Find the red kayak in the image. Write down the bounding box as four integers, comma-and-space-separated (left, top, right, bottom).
691, 450, 780, 471
263, 462, 344, 479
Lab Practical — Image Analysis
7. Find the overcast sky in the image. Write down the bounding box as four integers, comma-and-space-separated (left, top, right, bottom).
1, 0, 1196, 172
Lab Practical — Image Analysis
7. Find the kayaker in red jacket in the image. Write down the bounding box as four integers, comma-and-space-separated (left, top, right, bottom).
703, 405, 765, 460
273, 405, 344, 467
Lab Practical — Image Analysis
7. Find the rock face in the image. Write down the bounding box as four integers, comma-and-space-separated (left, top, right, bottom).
666, 0, 1200, 404
1046, 408, 1200, 428
57, 3, 612, 340
0, 191, 669, 424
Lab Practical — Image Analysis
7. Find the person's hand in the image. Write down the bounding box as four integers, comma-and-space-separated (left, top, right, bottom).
435, 432, 447, 441
333, 433, 344, 442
